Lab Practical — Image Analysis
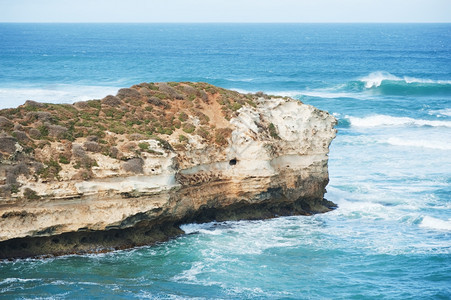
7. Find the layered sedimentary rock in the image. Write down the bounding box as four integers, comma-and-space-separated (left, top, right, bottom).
0, 83, 336, 259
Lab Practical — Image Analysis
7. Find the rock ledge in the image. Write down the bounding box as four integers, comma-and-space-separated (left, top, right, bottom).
0, 82, 336, 259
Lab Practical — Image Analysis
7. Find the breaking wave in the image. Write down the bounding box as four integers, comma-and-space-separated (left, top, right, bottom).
236, 72, 451, 100
355, 71, 451, 96
360, 71, 451, 88
346, 114, 451, 128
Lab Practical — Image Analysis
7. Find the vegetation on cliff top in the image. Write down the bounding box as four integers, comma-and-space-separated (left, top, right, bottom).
0, 82, 280, 199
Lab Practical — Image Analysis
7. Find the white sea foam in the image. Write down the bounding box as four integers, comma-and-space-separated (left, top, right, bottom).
0, 85, 120, 109
403, 76, 451, 85
182, 219, 310, 256
172, 261, 226, 289
0, 277, 40, 285
180, 222, 224, 235
297, 90, 357, 99
386, 137, 451, 150
419, 216, 451, 231
224, 77, 255, 82
347, 114, 451, 128
360, 71, 451, 88
332, 199, 390, 220
360, 71, 402, 88
225, 286, 289, 298
428, 108, 451, 117
172, 262, 204, 282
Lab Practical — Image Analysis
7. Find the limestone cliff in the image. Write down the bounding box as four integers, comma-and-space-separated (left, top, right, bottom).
0, 82, 336, 259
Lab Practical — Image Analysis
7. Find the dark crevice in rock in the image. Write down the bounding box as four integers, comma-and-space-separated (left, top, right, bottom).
178, 197, 336, 225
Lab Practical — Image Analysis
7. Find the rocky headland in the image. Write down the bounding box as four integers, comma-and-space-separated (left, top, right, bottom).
0, 82, 336, 259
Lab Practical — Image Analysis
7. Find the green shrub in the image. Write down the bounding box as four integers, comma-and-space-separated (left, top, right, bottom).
179, 135, 188, 143
24, 188, 40, 200
87, 100, 101, 110
37, 125, 48, 137
138, 142, 150, 151
183, 123, 195, 134
155, 93, 167, 100
148, 83, 159, 91
164, 128, 173, 135
110, 123, 127, 134
215, 128, 232, 146
59, 155, 70, 164
75, 157, 98, 170
246, 100, 257, 107
156, 137, 173, 150
197, 127, 210, 140
231, 103, 242, 111
10, 184, 19, 194
173, 120, 181, 129
147, 149, 164, 155
37, 160, 62, 180
268, 123, 279, 139
178, 112, 188, 122
80, 112, 93, 120
74, 131, 84, 138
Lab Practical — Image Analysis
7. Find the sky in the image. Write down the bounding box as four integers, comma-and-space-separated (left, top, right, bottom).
0, 0, 450, 23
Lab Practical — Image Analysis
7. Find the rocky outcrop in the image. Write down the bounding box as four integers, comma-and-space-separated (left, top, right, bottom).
0, 82, 336, 259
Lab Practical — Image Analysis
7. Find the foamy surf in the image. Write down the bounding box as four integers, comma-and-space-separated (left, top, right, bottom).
346, 114, 451, 128
297, 90, 358, 99
361, 71, 402, 88
180, 222, 225, 236
428, 108, 451, 117
420, 216, 451, 231
386, 137, 451, 150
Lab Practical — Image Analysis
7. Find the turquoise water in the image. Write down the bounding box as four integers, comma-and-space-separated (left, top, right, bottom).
0, 24, 450, 299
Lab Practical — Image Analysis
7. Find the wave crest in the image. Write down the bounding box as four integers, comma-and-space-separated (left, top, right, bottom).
346, 114, 451, 128
360, 71, 401, 88
360, 71, 451, 89
353, 71, 451, 96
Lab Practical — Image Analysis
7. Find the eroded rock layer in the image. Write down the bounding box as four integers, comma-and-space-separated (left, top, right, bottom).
0, 83, 336, 259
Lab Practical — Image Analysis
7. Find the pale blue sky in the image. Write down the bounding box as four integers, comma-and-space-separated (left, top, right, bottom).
1, 0, 450, 23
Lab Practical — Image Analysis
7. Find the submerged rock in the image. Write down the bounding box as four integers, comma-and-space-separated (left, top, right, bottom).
0, 82, 337, 259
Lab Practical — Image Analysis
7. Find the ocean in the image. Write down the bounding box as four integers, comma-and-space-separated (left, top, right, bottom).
0, 23, 450, 299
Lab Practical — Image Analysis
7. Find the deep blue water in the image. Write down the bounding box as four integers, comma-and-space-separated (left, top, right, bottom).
0, 23, 450, 299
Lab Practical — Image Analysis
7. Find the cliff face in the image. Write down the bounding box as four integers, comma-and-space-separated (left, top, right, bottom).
0, 83, 336, 259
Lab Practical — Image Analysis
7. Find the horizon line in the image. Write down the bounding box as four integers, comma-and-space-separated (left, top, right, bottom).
0, 21, 450, 24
